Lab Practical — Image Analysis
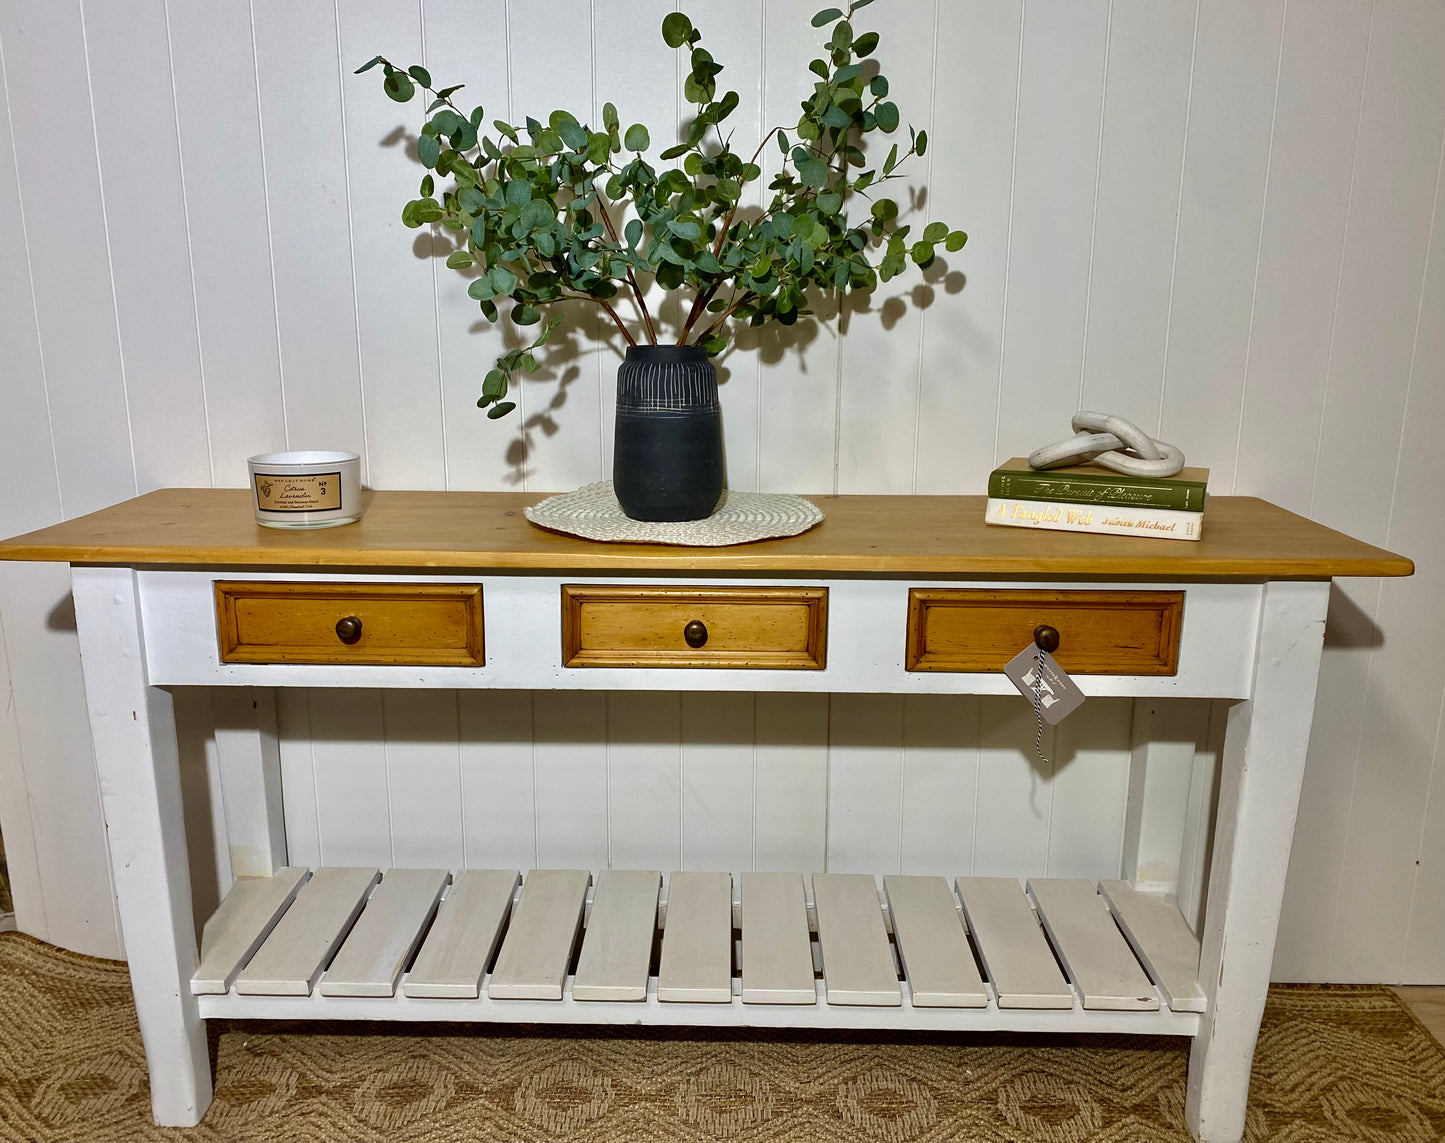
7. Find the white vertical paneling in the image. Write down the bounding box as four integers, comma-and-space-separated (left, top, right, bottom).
755, 0, 841, 494
1078, 0, 1194, 424
166, 0, 287, 478
459, 690, 537, 869
1234, 1, 1371, 514
275, 691, 321, 869
1158, 0, 1284, 488
382, 691, 463, 868
753, 693, 828, 872
532, 690, 608, 869
307, 690, 390, 867
826, 694, 905, 874
423, 0, 515, 491
251, 0, 366, 466
690, 0, 764, 491
972, 698, 1052, 879
913, 0, 1020, 493
339, 0, 445, 490
82, 0, 210, 490
680, 693, 755, 873
1318, 0, 1445, 983
834, 0, 936, 493
0, 0, 134, 517
1044, 698, 1132, 880
607, 692, 681, 871
992, 0, 1109, 459
505, 0, 602, 491
899, 695, 979, 875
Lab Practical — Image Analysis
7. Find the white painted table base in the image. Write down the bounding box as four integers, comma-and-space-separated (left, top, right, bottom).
68, 564, 1331, 1143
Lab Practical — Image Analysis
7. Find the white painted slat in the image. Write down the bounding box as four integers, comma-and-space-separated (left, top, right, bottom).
740, 872, 816, 1005
192, 867, 310, 994
826, 694, 905, 874
607, 693, 681, 872
404, 869, 520, 999
884, 875, 987, 1008
320, 868, 450, 998
955, 877, 1072, 1009
234, 867, 381, 996
1098, 880, 1205, 1013
572, 869, 661, 1001
753, 695, 828, 872
812, 874, 901, 1007
1028, 879, 1158, 1010
488, 869, 591, 1000
657, 871, 733, 1003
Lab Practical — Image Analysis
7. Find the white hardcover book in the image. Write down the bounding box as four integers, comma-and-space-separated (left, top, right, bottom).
984, 497, 1203, 541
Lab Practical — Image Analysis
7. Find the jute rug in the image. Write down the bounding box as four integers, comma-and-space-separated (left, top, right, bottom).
1, 932, 1442, 1142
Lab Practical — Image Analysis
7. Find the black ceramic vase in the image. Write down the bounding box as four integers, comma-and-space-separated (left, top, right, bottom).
612, 345, 724, 521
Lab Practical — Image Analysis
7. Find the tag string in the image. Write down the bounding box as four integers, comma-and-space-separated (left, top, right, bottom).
1030, 652, 1050, 766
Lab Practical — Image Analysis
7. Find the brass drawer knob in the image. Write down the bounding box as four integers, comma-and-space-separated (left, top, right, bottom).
1033, 624, 1060, 653
335, 616, 363, 644
683, 619, 709, 648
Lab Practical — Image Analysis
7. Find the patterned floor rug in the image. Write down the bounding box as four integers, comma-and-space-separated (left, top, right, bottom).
0, 931, 1441, 1142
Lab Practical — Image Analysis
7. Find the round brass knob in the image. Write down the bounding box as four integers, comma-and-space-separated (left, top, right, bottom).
683, 619, 708, 649
1033, 624, 1060, 654
335, 616, 363, 644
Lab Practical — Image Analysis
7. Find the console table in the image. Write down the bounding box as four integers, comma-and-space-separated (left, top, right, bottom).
0, 489, 1411, 1142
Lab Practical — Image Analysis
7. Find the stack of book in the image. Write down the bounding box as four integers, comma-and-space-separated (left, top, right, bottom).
983, 457, 1208, 541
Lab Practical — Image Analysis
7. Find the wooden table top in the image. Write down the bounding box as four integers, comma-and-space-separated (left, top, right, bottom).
0, 488, 1413, 579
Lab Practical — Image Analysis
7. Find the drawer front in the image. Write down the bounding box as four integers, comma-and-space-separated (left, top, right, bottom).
216, 582, 484, 666
562, 585, 827, 669
906, 589, 1184, 675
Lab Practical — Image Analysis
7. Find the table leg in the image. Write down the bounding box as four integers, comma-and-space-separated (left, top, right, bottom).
1186, 580, 1330, 1142
72, 566, 211, 1127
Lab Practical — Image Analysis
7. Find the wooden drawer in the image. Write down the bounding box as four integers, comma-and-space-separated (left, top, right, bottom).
905, 589, 1184, 675
216, 582, 484, 666
561, 585, 827, 669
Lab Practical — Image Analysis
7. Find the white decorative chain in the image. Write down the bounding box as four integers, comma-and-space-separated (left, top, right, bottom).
1027, 411, 1185, 477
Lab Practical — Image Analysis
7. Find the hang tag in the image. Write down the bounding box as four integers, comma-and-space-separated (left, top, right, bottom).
1003, 645, 1085, 725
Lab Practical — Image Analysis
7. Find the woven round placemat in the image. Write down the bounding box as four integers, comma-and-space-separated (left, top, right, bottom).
525, 482, 823, 546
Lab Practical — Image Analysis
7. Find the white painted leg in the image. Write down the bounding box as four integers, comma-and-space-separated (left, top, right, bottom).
72, 566, 211, 1127
1186, 580, 1330, 1143
1122, 700, 1207, 895
213, 687, 287, 879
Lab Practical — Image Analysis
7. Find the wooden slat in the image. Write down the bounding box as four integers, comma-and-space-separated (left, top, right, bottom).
812, 874, 901, 1006
657, 871, 733, 1003
191, 867, 309, 994
955, 877, 1073, 1009
740, 872, 816, 1004
319, 868, 449, 998
1098, 879, 1206, 1012
883, 875, 988, 1008
403, 869, 520, 999
233, 867, 380, 996
1028, 879, 1159, 1010
572, 869, 661, 1001
487, 869, 590, 1000
0, 489, 1413, 579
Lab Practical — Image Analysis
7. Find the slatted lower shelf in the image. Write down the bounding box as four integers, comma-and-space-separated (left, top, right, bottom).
192, 868, 1205, 1037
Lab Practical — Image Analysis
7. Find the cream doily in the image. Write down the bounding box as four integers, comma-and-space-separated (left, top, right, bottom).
524, 482, 823, 546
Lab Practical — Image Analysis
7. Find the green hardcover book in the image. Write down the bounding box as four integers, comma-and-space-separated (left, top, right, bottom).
987, 457, 1209, 511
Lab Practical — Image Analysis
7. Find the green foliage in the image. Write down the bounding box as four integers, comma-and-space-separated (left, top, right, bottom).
360, 0, 965, 417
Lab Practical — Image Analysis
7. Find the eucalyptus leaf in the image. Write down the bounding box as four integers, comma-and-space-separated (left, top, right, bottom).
875, 101, 900, 132
923, 221, 948, 243
811, 7, 844, 27
944, 229, 967, 251
383, 71, 414, 102
662, 11, 694, 47
446, 250, 474, 269
417, 133, 440, 168
869, 74, 889, 97
486, 401, 516, 419
624, 123, 650, 152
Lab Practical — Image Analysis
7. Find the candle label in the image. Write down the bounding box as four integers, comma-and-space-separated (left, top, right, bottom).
254, 471, 343, 512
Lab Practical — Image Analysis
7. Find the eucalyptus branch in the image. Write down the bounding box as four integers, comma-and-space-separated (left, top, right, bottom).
592, 187, 658, 344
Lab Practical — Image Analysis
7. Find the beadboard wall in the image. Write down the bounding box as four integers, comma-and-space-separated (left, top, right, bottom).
0, 0, 1441, 982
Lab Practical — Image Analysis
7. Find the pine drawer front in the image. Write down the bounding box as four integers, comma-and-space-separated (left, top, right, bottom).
216, 582, 484, 666
905, 589, 1184, 675
561, 585, 827, 669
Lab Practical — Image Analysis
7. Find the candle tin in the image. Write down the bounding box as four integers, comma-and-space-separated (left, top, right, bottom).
247, 451, 362, 528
